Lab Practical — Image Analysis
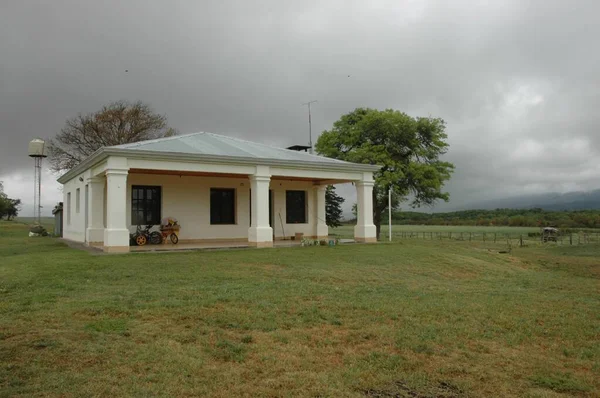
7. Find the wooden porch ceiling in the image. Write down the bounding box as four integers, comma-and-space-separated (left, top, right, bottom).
128, 168, 352, 184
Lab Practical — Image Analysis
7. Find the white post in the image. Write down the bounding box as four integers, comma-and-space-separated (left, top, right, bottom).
388, 187, 392, 242
248, 172, 273, 247
314, 185, 328, 239
86, 177, 105, 245
354, 178, 377, 243
103, 169, 130, 252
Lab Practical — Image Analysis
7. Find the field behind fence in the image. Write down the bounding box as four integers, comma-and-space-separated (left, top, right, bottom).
393, 230, 600, 246
331, 224, 600, 246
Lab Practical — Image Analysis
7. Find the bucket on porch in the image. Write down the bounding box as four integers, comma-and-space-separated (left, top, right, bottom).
294, 232, 304, 241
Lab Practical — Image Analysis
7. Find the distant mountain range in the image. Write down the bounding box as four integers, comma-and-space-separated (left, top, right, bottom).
448, 189, 600, 211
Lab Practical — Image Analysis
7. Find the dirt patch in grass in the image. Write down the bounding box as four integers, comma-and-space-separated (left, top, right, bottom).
363, 380, 463, 397
530, 372, 592, 394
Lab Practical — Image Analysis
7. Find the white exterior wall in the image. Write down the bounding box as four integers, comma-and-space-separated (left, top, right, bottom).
125, 174, 320, 241
126, 174, 250, 241
62, 173, 90, 243
271, 179, 319, 239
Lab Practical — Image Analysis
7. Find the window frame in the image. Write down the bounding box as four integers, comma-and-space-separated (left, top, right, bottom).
210, 188, 237, 225
286, 190, 307, 224
75, 188, 81, 214
66, 192, 71, 225
131, 185, 162, 226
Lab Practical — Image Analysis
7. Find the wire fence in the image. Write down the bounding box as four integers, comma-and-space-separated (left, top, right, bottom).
393, 231, 600, 247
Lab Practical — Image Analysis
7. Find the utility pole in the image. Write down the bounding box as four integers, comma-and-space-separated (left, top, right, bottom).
302, 100, 317, 154
388, 187, 392, 242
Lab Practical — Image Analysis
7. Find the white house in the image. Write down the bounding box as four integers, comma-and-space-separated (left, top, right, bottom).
57, 132, 379, 252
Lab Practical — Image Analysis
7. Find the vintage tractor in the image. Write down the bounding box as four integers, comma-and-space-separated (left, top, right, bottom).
541, 227, 559, 242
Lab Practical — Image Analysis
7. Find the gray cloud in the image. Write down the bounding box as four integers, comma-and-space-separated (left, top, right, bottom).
1, 0, 599, 215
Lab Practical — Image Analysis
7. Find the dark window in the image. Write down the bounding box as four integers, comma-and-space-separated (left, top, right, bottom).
132, 186, 162, 225
211, 188, 236, 224
286, 190, 307, 223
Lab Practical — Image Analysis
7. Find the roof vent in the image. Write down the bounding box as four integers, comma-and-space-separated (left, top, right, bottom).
286, 145, 311, 152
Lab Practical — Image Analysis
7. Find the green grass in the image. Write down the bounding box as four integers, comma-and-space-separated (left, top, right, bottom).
1, 220, 599, 397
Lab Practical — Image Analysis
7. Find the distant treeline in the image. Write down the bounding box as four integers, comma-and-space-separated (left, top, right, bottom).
390, 208, 600, 229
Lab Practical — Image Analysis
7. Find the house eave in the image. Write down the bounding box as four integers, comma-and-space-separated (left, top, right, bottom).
57, 148, 381, 184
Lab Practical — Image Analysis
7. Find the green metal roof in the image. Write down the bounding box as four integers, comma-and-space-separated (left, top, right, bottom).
58, 132, 380, 184
110, 132, 348, 165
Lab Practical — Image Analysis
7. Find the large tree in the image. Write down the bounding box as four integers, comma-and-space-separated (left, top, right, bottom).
0, 182, 21, 220
325, 185, 345, 228
48, 100, 176, 173
3, 199, 21, 220
0, 182, 6, 217
316, 108, 454, 239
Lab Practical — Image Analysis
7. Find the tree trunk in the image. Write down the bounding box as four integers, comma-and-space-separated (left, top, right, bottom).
374, 207, 382, 241
373, 187, 383, 241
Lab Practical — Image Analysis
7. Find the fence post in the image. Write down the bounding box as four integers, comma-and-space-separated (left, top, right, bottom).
570, 234, 573, 245
520, 235, 523, 247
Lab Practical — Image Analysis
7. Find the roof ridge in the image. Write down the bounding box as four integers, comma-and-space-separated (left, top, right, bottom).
110, 132, 203, 149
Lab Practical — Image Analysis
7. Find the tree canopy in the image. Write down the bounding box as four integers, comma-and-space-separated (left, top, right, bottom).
48, 100, 176, 173
390, 208, 600, 229
316, 108, 454, 239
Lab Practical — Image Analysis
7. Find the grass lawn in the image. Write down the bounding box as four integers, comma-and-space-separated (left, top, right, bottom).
1, 221, 599, 397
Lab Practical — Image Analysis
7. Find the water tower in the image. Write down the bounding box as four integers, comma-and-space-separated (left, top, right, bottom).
28, 139, 47, 224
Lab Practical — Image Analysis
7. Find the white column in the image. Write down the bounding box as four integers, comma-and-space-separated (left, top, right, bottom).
314, 185, 328, 239
354, 180, 377, 243
248, 174, 273, 247
86, 177, 105, 245
103, 169, 130, 252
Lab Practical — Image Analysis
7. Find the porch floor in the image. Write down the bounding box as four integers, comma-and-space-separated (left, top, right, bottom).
129, 238, 356, 253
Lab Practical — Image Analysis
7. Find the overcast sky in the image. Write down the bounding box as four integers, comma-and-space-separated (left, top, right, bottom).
1, 0, 599, 216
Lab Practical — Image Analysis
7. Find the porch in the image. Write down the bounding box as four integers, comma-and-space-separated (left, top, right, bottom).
66, 164, 376, 253
129, 238, 357, 253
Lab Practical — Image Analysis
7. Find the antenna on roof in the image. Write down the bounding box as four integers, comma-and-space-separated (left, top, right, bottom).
301, 100, 317, 154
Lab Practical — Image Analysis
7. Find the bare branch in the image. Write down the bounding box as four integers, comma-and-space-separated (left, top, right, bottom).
48, 100, 176, 173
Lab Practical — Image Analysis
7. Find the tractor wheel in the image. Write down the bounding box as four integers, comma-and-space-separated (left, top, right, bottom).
170, 233, 179, 244
136, 235, 148, 246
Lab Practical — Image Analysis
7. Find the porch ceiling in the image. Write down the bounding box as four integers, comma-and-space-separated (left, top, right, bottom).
128, 168, 352, 184
128, 168, 247, 179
